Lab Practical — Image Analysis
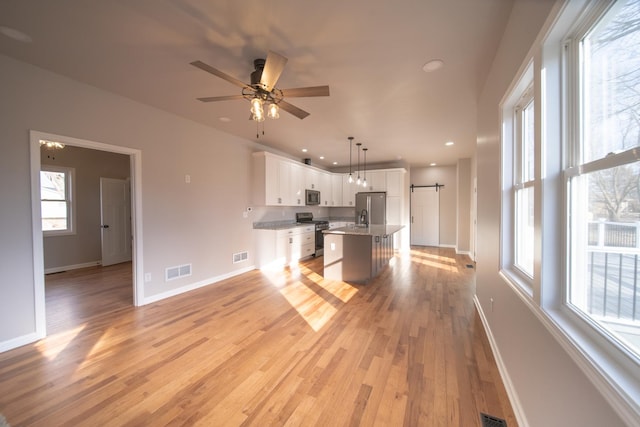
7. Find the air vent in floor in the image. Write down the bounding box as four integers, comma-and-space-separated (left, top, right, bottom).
480, 413, 507, 427
233, 251, 249, 264
165, 263, 192, 281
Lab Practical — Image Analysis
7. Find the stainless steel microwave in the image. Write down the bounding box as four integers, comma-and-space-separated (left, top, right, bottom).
305, 189, 320, 205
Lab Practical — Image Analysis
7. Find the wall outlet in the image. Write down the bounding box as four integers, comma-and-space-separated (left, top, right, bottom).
243, 211, 248, 218
145, 273, 152, 282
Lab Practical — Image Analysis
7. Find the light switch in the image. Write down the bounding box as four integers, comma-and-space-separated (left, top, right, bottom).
185, 174, 191, 183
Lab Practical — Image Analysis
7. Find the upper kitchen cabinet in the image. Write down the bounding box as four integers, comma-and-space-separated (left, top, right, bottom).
319, 171, 333, 206
290, 163, 305, 206
305, 168, 320, 191
363, 170, 386, 192
342, 175, 356, 207
331, 174, 343, 207
252, 152, 298, 206
385, 169, 405, 197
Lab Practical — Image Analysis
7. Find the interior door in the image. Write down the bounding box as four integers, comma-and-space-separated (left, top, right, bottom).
100, 177, 132, 266
410, 187, 439, 246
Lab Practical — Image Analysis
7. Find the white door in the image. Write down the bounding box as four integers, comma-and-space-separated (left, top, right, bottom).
410, 187, 439, 246
100, 177, 132, 266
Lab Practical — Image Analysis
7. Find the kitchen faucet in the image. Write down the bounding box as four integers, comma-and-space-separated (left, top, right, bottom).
359, 209, 369, 226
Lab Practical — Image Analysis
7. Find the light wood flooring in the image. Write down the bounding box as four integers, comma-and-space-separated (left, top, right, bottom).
0, 247, 517, 426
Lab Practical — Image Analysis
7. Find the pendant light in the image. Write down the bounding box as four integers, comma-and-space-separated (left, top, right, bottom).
347, 137, 354, 183
362, 147, 368, 188
356, 143, 362, 185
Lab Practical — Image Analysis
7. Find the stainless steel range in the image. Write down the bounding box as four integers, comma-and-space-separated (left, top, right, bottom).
295, 212, 329, 256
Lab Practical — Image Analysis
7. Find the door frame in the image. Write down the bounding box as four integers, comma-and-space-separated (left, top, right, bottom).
30, 130, 144, 339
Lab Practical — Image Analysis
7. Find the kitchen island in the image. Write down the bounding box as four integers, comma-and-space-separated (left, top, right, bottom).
323, 224, 403, 283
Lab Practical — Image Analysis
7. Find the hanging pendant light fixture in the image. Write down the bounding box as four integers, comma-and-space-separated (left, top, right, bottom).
362, 147, 368, 188
347, 136, 354, 183
356, 143, 362, 185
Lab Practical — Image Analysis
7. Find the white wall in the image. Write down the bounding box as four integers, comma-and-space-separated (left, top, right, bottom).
0, 53, 259, 345
475, 1, 625, 426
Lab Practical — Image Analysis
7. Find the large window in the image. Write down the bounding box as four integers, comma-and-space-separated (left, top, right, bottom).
40, 165, 75, 236
566, 0, 640, 360
501, 68, 535, 294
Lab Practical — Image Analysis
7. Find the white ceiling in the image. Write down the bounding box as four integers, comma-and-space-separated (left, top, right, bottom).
0, 0, 514, 168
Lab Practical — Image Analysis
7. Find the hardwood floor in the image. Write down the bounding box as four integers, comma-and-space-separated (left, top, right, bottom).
0, 248, 516, 426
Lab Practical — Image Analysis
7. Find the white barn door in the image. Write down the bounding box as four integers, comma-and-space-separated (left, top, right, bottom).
410, 186, 439, 246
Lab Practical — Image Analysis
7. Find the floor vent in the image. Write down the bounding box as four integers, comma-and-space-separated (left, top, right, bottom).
480, 413, 507, 427
165, 263, 192, 281
466, 264, 475, 269
233, 251, 249, 264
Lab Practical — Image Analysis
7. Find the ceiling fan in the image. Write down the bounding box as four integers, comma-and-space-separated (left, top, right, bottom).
190, 50, 330, 121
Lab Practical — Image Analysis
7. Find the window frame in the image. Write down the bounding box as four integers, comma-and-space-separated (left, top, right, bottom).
500, 64, 536, 298
40, 164, 76, 237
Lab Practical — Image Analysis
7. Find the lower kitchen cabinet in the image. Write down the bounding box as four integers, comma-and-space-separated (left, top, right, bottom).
255, 225, 315, 268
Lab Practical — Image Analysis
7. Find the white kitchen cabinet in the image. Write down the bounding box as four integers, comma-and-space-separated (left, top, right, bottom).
253, 152, 307, 206
385, 169, 404, 197
363, 170, 386, 192
305, 168, 320, 190
331, 174, 343, 206
342, 174, 356, 207
290, 163, 305, 206
319, 171, 332, 206
255, 225, 315, 268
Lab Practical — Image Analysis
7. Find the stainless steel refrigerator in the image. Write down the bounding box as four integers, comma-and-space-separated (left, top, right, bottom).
355, 192, 386, 225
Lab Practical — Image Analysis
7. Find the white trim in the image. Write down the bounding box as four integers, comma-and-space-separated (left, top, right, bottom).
474, 296, 529, 427
0, 332, 42, 353
29, 130, 144, 348
439, 244, 456, 249
44, 261, 101, 275
142, 266, 255, 305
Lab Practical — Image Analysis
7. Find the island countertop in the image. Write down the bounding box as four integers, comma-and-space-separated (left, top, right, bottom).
323, 224, 404, 236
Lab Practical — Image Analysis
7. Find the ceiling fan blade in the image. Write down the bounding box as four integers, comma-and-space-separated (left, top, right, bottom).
197, 95, 246, 102
278, 100, 310, 120
190, 60, 249, 89
281, 86, 330, 98
260, 50, 288, 92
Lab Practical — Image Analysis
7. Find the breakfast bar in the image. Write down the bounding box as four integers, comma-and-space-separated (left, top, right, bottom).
323, 224, 403, 283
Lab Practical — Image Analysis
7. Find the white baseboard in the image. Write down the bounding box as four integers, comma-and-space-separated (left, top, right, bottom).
44, 261, 101, 274
0, 331, 44, 353
473, 295, 529, 427
142, 265, 256, 305
456, 249, 472, 257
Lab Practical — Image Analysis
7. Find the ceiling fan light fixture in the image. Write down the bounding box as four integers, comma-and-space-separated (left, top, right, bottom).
267, 102, 280, 119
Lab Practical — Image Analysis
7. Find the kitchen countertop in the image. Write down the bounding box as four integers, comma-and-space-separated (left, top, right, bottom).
323, 224, 404, 236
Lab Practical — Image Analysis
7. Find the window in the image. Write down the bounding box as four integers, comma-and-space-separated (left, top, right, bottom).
515, 95, 535, 277
40, 165, 75, 235
501, 66, 535, 294
566, 0, 640, 360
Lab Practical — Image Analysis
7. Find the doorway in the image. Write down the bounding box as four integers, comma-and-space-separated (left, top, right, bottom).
30, 130, 143, 339
410, 186, 439, 246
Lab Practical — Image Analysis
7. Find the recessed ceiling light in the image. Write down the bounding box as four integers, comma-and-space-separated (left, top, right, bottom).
430, 162, 437, 166
422, 59, 444, 73
302, 148, 308, 153
319, 156, 325, 160
445, 141, 454, 146
0, 26, 32, 43
333, 161, 338, 165
219, 117, 231, 122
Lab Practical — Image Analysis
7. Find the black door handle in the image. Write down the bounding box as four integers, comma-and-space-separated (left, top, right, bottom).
101, 224, 110, 229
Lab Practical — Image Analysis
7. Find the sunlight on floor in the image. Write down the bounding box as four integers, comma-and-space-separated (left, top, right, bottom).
36, 324, 86, 361
409, 249, 459, 272
263, 263, 359, 331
